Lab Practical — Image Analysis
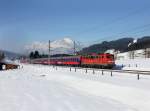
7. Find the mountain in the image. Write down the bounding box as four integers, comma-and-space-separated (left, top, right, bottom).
79, 38, 134, 54
0, 50, 22, 59
25, 37, 79, 55
79, 36, 150, 55
127, 36, 150, 51
25, 36, 150, 56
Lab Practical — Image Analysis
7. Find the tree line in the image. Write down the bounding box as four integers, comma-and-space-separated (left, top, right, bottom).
29, 51, 48, 59
29, 51, 73, 59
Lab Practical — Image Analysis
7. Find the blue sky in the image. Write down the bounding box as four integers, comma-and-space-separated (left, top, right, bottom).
0, 0, 150, 53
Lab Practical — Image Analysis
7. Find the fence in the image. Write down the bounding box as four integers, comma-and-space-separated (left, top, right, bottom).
51, 65, 150, 80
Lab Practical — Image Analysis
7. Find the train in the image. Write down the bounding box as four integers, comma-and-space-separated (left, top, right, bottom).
29, 53, 115, 69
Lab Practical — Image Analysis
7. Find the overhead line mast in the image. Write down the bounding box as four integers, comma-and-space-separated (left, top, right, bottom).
74, 41, 76, 55
49, 40, 51, 65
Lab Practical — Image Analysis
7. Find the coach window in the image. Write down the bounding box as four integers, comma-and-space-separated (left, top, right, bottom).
92, 56, 94, 59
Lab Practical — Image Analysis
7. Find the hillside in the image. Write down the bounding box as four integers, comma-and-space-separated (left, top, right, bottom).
79, 36, 150, 54
128, 36, 150, 51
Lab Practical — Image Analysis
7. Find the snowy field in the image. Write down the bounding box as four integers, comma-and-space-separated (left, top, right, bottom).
0, 64, 150, 111
116, 58, 150, 71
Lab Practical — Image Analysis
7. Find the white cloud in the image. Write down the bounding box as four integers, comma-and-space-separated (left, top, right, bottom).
24, 37, 75, 54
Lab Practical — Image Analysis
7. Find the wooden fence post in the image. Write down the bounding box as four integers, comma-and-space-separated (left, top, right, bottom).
137, 74, 140, 80
136, 64, 138, 67
93, 70, 95, 74
111, 71, 112, 77
102, 70, 104, 75
70, 67, 71, 72
86, 69, 87, 73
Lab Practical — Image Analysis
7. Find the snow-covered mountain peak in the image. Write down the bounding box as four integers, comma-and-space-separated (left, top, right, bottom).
24, 37, 75, 54
51, 37, 74, 49
63, 37, 74, 44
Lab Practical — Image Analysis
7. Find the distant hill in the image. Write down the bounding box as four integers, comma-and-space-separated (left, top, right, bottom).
128, 36, 150, 51
79, 38, 133, 54
79, 36, 150, 55
0, 50, 22, 59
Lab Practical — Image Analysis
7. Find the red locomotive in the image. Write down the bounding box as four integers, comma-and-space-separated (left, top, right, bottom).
81, 53, 115, 68
30, 53, 115, 69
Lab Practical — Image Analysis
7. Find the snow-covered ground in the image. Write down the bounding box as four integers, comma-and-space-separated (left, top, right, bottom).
0, 64, 150, 111
116, 58, 150, 71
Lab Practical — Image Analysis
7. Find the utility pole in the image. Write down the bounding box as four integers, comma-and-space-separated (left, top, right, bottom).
145, 48, 147, 58
74, 41, 76, 55
49, 40, 51, 65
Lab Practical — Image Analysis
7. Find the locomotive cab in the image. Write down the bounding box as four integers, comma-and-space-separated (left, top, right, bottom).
104, 54, 115, 68
81, 53, 115, 69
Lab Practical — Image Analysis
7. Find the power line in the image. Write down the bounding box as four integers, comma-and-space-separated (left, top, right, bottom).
70, 6, 150, 47
126, 27, 150, 37
73, 6, 150, 37
85, 23, 150, 45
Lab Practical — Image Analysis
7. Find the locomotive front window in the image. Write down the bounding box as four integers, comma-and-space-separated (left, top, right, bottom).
107, 55, 114, 59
